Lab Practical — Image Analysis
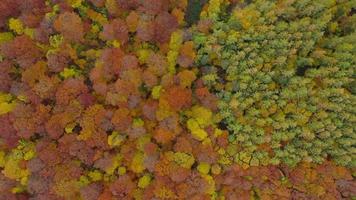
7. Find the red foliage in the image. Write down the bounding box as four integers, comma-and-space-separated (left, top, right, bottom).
163, 86, 192, 110
55, 78, 89, 106
0, 60, 13, 92
97, 188, 113, 200
0, 2, 353, 200
193, 143, 218, 164
146, 53, 168, 76
54, 12, 84, 42
28, 175, 50, 195
142, 69, 158, 88
98, 48, 124, 76
117, 0, 141, 10
153, 127, 175, 144
174, 136, 193, 153
195, 86, 218, 111
153, 12, 178, 43
27, 158, 45, 174
37, 141, 63, 167
88, 0, 105, 7
136, 20, 155, 42
111, 107, 132, 131
101, 19, 129, 45
142, 100, 158, 121
126, 11, 140, 32
120, 54, 139, 71
0, 0, 20, 28
80, 183, 103, 200
0, 174, 17, 195
45, 102, 82, 139
170, 166, 191, 183
139, 0, 169, 15
0, 115, 19, 148
109, 175, 135, 199
18, 0, 47, 28
144, 142, 158, 155
10, 104, 50, 139
47, 51, 70, 73
59, 135, 95, 165
1, 35, 42, 68
336, 180, 356, 199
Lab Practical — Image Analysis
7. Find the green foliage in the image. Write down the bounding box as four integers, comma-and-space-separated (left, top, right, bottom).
194, 0, 356, 167
185, 0, 208, 25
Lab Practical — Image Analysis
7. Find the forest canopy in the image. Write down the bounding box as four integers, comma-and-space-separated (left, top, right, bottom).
0, 0, 355, 199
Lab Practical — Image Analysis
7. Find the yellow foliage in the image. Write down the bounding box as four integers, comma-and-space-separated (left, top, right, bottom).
0, 151, 5, 167
197, 162, 211, 174
108, 131, 125, 147
233, 7, 260, 29
133, 118, 145, 127
201, 174, 216, 195
214, 128, 223, 137
2, 154, 30, 180
205, 0, 223, 20
60, 68, 79, 79
156, 99, 174, 121
130, 152, 145, 174
167, 51, 179, 75
8, 18, 24, 35
167, 30, 183, 74
0, 93, 16, 115
79, 175, 90, 186
202, 138, 212, 146
20, 176, 28, 185
105, 0, 118, 13
117, 166, 126, 175
152, 85, 162, 99
173, 152, 195, 169
0, 102, 16, 115
24, 28, 35, 39
190, 106, 213, 127
45, 4, 60, 20
154, 187, 176, 199
138, 174, 152, 189
137, 49, 151, 64
211, 164, 221, 175
87, 9, 108, 25
218, 155, 232, 166
49, 34, 64, 49
0, 32, 14, 44
136, 135, 151, 152
67, 0, 83, 8
306, 184, 326, 197
23, 150, 35, 161
250, 157, 259, 167
105, 154, 122, 175
169, 31, 183, 50
65, 122, 77, 134
17, 95, 27, 102
187, 118, 208, 141
112, 40, 121, 48
192, 128, 208, 141
11, 185, 26, 194
88, 170, 103, 181
185, 106, 213, 141
54, 179, 81, 199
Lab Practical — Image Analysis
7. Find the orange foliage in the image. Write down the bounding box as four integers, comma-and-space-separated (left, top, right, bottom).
54, 12, 84, 42
162, 86, 192, 110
